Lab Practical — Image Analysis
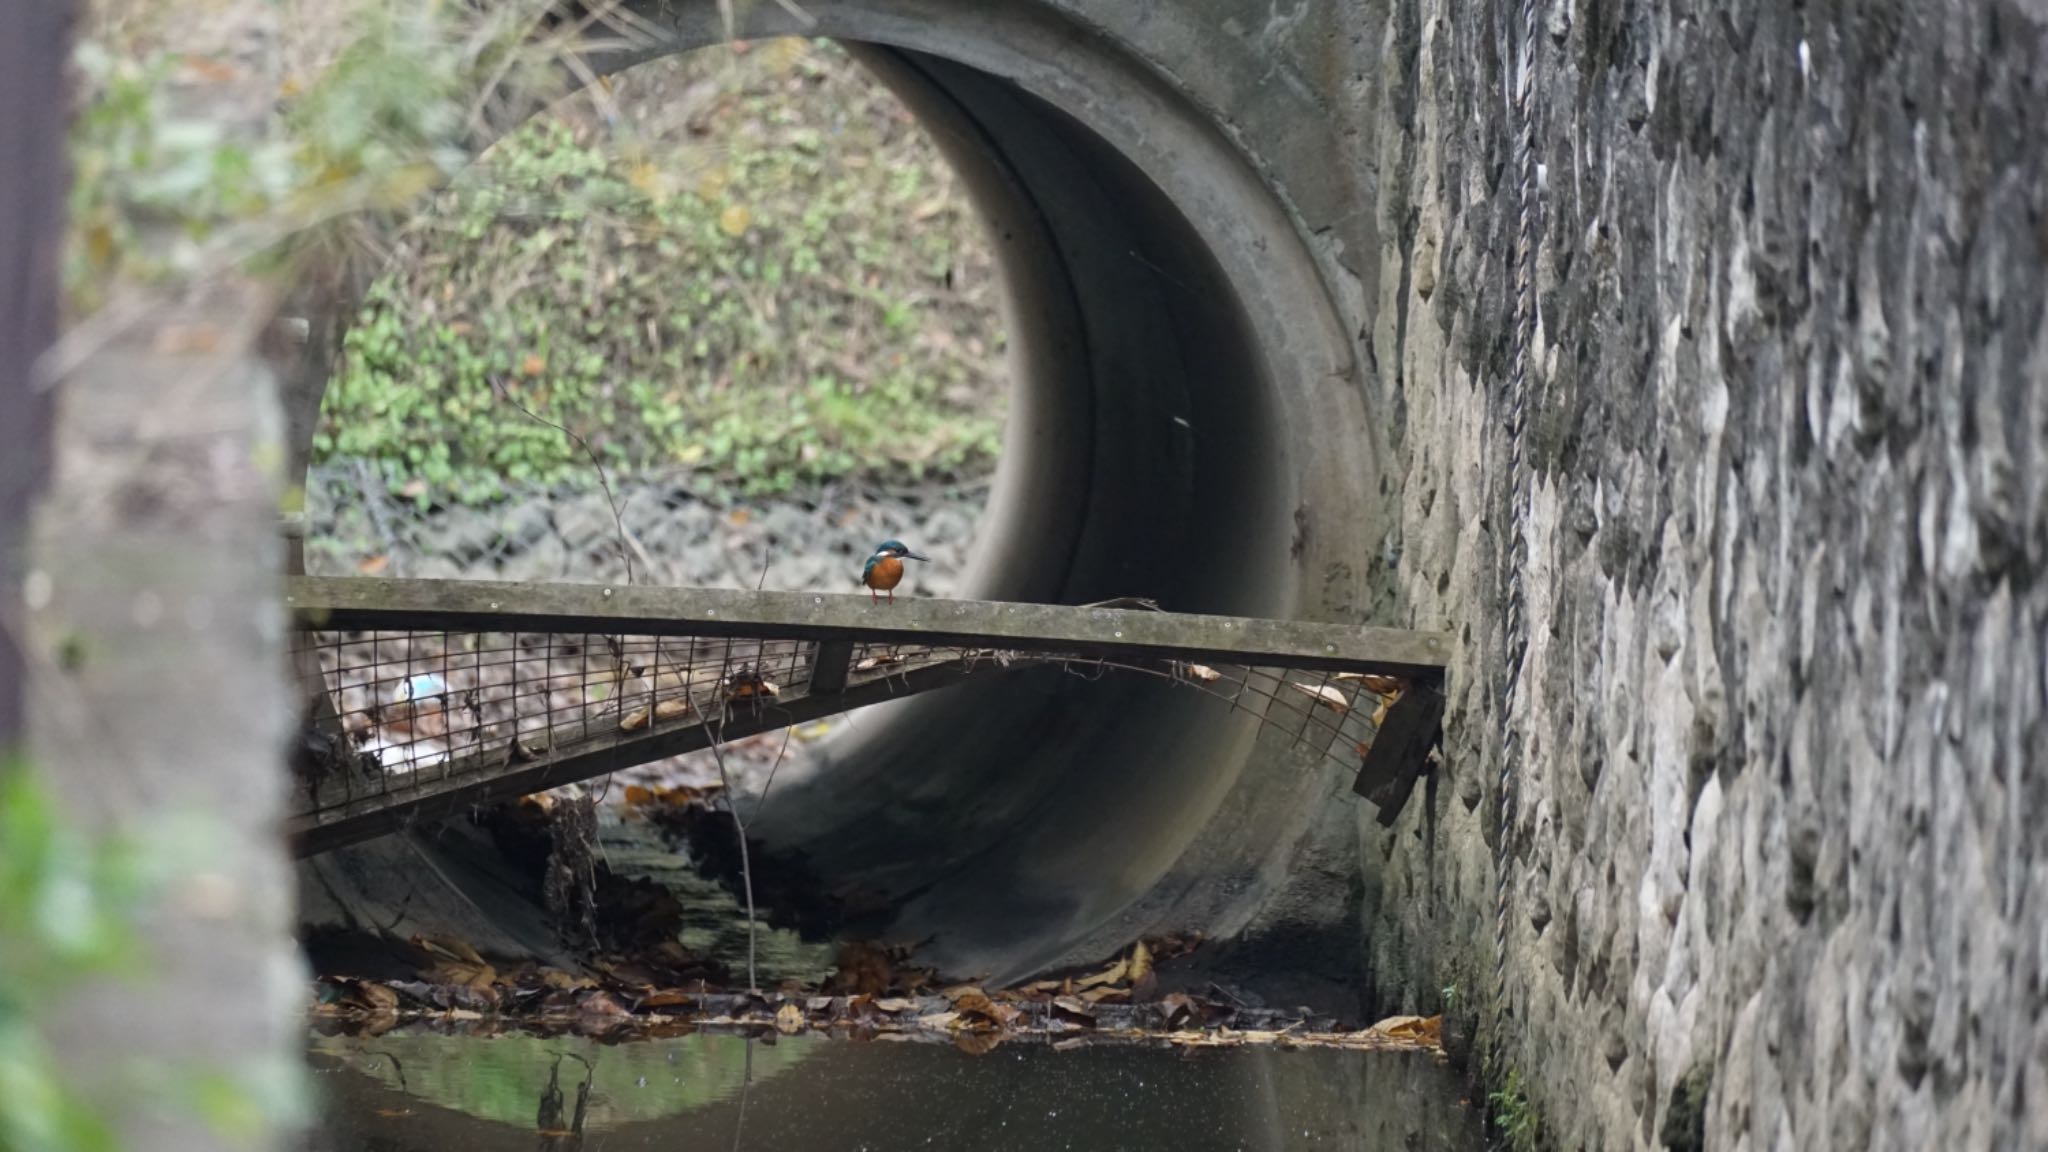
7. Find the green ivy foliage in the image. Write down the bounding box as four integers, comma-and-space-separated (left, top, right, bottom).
0, 765, 145, 1152
317, 43, 1008, 501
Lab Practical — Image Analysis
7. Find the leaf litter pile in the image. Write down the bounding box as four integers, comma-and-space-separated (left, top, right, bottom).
313, 780, 1444, 1057
316, 933, 1443, 1056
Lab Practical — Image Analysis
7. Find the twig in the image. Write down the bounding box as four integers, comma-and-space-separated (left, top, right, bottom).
487, 374, 634, 585
692, 683, 758, 995
746, 721, 796, 827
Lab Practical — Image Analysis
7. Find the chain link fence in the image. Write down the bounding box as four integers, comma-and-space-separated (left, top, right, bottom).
303, 461, 986, 594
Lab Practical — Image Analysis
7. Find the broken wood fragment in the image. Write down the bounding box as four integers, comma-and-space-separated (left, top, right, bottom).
1352, 679, 1446, 826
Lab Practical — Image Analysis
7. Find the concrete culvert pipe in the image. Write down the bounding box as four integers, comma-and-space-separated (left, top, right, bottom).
298, 0, 1392, 995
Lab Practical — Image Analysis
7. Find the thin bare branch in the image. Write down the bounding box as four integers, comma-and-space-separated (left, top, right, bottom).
487, 374, 635, 585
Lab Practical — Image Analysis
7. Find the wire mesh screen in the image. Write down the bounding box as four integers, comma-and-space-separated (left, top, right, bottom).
289, 621, 1411, 853
296, 629, 956, 817
302, 630, 798, 780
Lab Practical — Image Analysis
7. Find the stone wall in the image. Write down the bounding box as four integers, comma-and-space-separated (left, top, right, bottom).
1358, 2, 2048, 1148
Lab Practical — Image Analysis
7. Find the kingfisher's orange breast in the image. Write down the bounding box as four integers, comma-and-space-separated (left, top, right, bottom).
866, 554, 905, 590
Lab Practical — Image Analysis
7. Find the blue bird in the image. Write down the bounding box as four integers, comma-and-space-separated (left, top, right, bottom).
857, 539, 928, 603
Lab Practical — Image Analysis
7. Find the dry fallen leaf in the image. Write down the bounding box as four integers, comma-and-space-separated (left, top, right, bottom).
620, 707, 650, 732
725, 672, 779, 701
1156, 991, 1197, 1025
826, 941, 897, 997
954, 1030, 1004, 1055
424, 959, 496, 992
1290, 682, 1352, 712
1076, 959, 1128, 990
775, 1002, 805, 1034
951, 991, 1021, 1028
577, 991, 630, 1017
540, 969, 598, 992
1334, 673, 1407, 695
1051, 996, 1097, 1024
356, 554, 391, 576
874, 997, 918, 1014
1366, 1014, 1442, 1046
1182, 663, 1222, 683
345, 980, 400, 1013
1128, 940, 1154, 984
413, 937, 500, 991
654, 698, 691, 721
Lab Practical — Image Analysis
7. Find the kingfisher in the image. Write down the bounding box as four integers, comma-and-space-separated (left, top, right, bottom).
857, 539, 928, 603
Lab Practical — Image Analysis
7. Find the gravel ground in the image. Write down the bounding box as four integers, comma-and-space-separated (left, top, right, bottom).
305, 462, 983, 594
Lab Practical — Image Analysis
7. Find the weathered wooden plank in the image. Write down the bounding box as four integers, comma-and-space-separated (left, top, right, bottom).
288, 655, 993, 856
286, 577, 1451, 676
1353, 680, 1446, 826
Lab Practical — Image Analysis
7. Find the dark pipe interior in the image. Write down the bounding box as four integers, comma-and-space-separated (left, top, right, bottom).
747, 47, 1298, 983
303, 23, 1365, 991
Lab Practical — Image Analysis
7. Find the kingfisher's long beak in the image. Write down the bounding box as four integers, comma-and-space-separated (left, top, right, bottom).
905, 550, 930, 562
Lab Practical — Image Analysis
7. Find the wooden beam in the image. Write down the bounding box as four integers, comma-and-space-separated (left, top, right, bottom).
286, 577, 1451, 677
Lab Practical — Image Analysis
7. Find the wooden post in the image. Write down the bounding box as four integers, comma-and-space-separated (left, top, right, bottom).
807, 639, 857, 696
25, 8, 305, 1149
0, 0, 69, 750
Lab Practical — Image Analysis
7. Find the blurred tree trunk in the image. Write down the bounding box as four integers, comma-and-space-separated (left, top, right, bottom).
24, 6, 307, 1149
0, 0, 69, 747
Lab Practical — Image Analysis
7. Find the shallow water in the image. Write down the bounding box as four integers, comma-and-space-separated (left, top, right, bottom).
306, 1028, 1484, 1151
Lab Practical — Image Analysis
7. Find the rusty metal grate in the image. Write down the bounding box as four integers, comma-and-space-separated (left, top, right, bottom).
287, 577, 1449, 855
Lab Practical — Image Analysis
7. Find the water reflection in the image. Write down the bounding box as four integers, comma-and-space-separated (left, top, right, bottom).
533, 1053, 590, 1148
307, 1028, 1483, 1151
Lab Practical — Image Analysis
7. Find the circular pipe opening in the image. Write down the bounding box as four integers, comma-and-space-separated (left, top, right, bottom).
653, 6, 1384, 982
299, 1, 1383, 985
